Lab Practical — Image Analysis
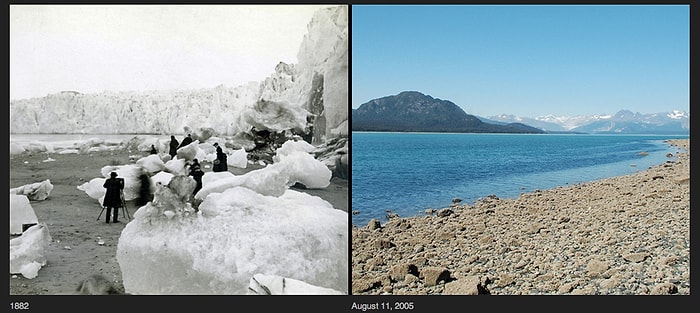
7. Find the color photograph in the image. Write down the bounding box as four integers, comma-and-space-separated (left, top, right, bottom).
351, 4, 689, 295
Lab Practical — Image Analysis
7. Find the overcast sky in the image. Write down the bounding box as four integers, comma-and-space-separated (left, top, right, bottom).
352, 5, 689, 117
10, 4, 334, 100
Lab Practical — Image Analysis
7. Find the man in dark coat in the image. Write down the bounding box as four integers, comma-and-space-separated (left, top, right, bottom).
169, 136, 179, 159
150, 144, 157, 154
188, 159, 204, 196
213, 146, 228, 172
138, 170, 152, 206
178, 134, 193, 150
102, 172, 125, 223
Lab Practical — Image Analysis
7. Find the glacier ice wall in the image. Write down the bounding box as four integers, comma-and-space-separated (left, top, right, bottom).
9, 6, 348, 145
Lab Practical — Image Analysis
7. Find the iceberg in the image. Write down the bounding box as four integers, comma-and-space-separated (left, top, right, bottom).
247, 273, 345, 295
10, 223, 52, 279
10, 179, 54, 201
9, 194, 39, 235
117, 186, 347, 295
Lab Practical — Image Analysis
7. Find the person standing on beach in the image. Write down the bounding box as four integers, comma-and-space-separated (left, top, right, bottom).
150, 144, 157, 155
169, 135, 179, 159
102, 172, 124, 224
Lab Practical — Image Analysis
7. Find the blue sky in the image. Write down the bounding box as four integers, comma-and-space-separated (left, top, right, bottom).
352, 5, 689, 117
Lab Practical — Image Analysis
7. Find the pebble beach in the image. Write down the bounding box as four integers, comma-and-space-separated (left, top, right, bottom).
351, 139, 689, 295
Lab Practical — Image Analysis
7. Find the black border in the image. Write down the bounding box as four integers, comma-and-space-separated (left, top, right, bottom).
6, 0, 697, 312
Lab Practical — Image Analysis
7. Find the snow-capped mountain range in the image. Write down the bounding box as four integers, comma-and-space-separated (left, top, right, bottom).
483, 109, 689, 134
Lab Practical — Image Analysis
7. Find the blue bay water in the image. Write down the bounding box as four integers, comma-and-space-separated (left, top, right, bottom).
351, 132, 688, 226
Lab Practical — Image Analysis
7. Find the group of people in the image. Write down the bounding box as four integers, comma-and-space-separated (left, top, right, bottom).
186, 143, 227, 199
165, 134, 227, 173
101, 169, 152, 224
101, 134, 231, 223
169, 134, 193, 159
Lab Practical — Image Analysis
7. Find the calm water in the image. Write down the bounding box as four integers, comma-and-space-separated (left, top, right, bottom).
9, 134, 171, 148
351, 132, 688, 226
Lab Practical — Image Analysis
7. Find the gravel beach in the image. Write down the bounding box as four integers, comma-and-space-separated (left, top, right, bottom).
352, 139, 689, 295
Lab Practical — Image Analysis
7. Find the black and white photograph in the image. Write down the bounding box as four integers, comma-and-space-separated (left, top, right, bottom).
7, 1, 696, 311
10, 4, 349, 296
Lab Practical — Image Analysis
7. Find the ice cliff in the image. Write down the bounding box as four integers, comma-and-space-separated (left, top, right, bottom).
9, 6, 348, 145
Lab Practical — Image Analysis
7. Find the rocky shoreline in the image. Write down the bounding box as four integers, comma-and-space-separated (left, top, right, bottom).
351, 139, 689, 295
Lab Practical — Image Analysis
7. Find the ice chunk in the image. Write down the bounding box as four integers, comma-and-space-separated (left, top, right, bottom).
99, 164, 144, 201
198, 142, 217, 155
77, 177, 106, 201
196, 145, 330, 199
10, 223, 51, 279
243, 99, 309, 133
135, 178, 196, 220
269, 140, 332, 189
176, 140, 199, 162
196, 164, 289, 199
164, 158, 188, 176
229, 148, 248, 169
9, 195, 39, 235
274, 140, 316, 157
277, 150, 331, 189
135, 154, 166, 174
10, 179, 54, 201
247, 274, 345, 295
199, 171, 234, 187
117, 187, 347, 295
150, 171, 174, 187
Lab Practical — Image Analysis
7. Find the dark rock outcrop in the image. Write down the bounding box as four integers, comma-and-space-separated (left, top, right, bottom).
352, 91, 544, 133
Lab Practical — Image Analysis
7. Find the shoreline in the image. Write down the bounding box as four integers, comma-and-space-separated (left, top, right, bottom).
352, 139, 689, 295
350, 134, 687, 227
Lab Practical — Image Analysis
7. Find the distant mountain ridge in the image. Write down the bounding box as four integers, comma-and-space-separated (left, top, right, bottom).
352, 91, 544, 134
488, 109, 689, 134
